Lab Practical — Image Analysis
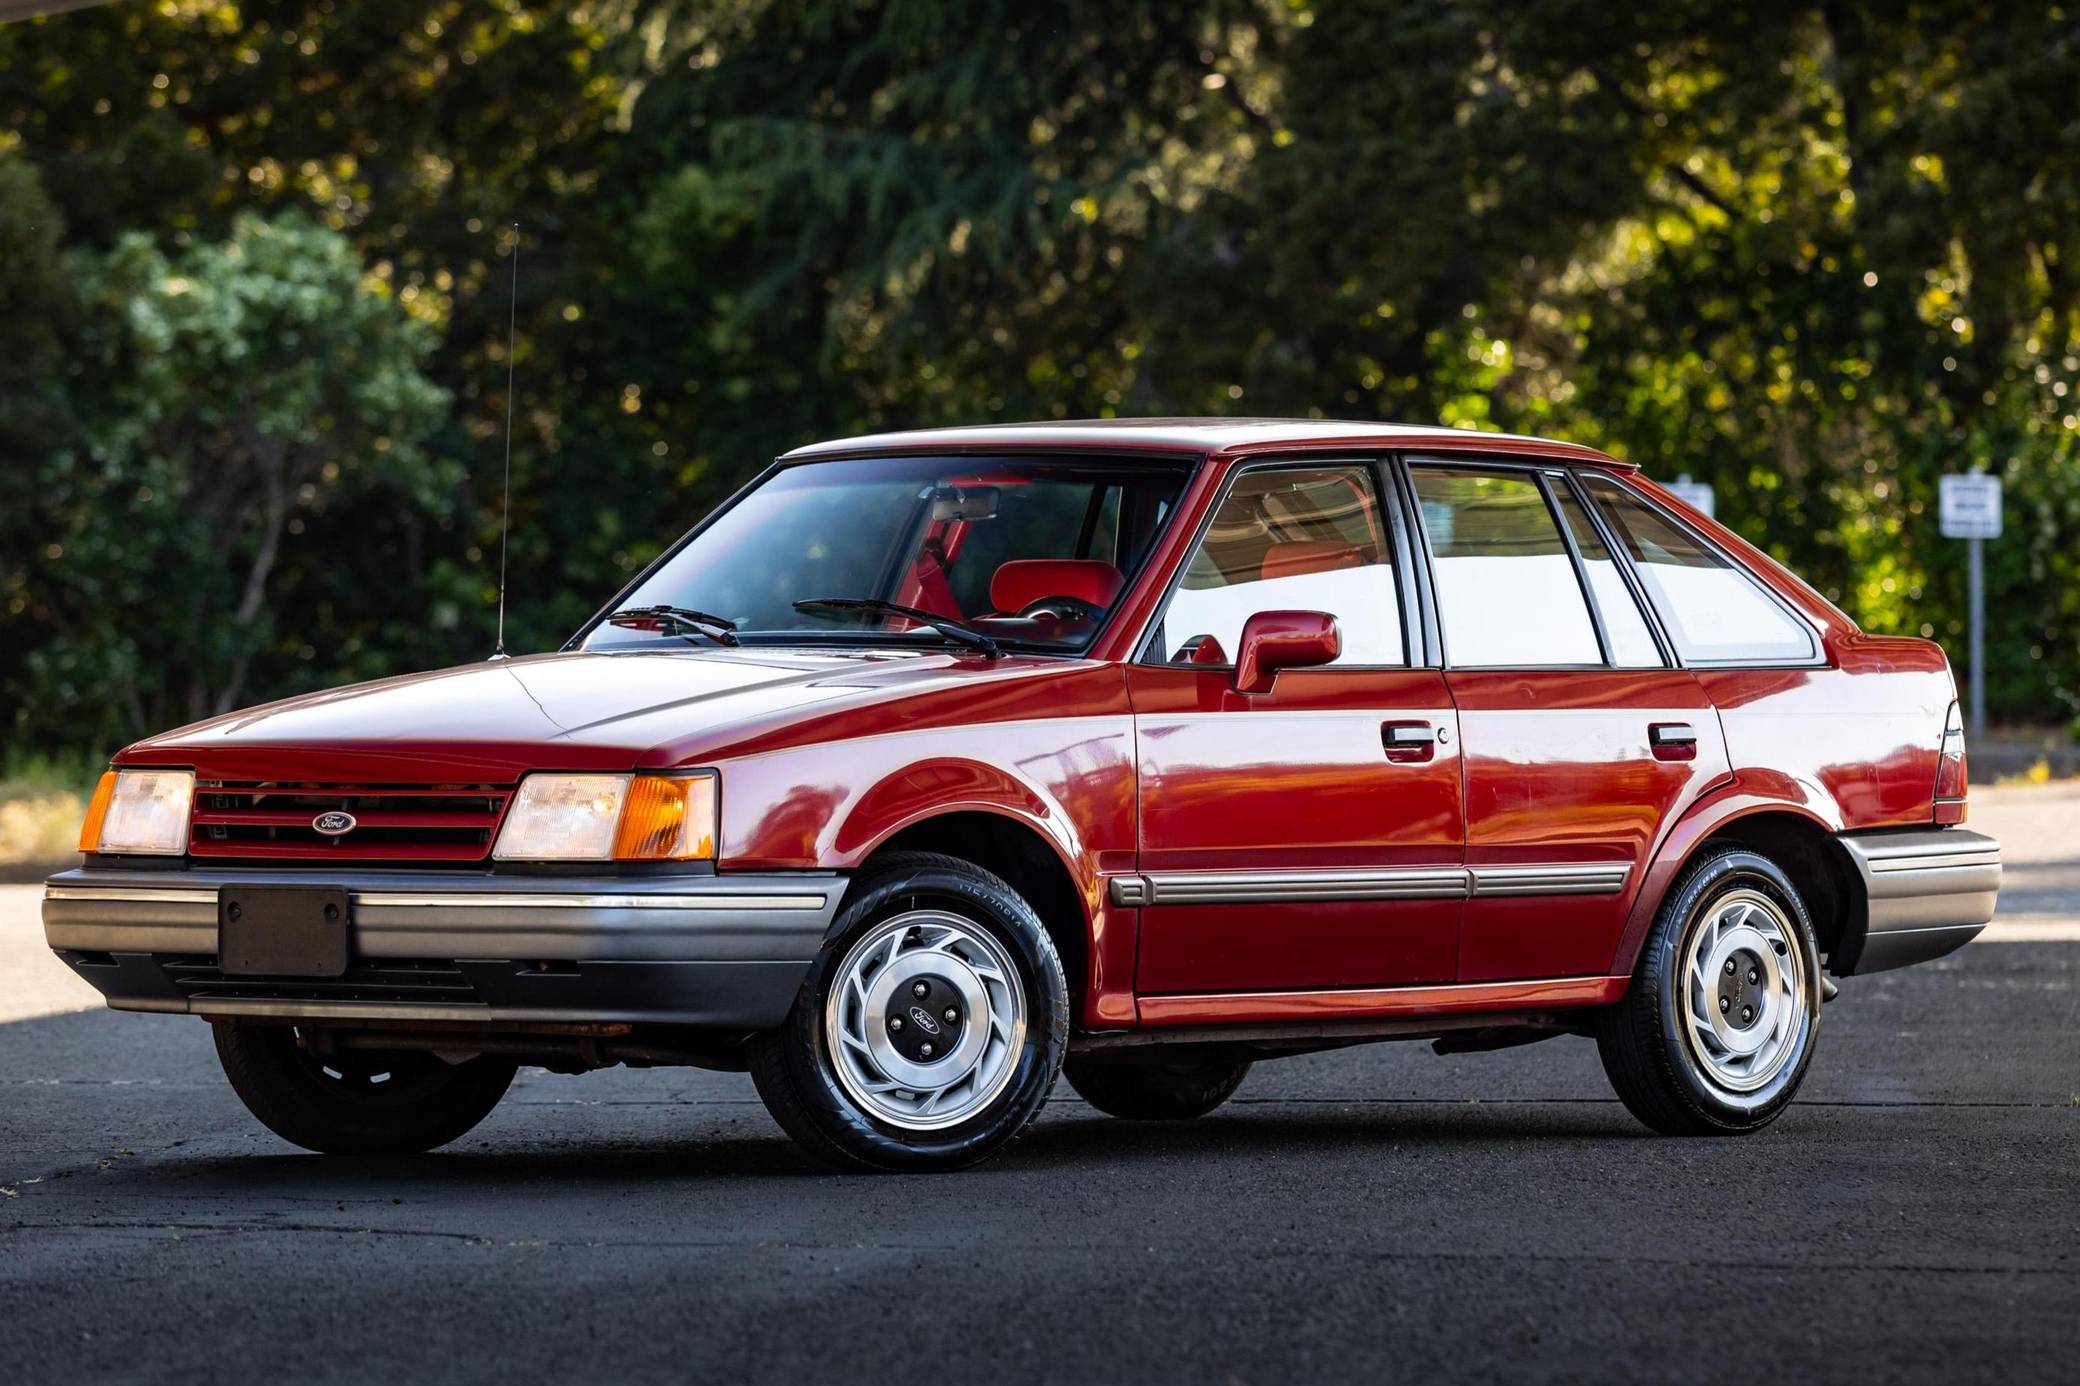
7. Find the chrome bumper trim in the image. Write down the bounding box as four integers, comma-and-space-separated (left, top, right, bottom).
44, 884, 829, 912
356, 890, 829, 911
42, 866, 844, 966
45, 886, 220, 905
1108, 861, 1627, 908
1837, 827, 2000, 974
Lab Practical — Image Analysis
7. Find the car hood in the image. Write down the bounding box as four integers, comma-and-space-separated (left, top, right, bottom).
115, 647, 985, 783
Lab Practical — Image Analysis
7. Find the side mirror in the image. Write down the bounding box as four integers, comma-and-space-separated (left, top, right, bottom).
1234, 610, 1340, 695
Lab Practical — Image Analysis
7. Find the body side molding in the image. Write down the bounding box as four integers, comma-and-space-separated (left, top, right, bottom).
1108, 862, 1627, 908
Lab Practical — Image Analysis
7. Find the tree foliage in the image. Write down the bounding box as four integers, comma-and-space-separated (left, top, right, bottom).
6, 204, 450, 751
1, 0, 2076, 757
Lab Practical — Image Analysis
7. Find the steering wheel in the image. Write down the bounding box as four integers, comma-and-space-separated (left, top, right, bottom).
1017, 594, 1107, 623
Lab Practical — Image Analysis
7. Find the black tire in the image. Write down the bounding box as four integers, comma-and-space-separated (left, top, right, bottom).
213, 1023, 517, 1155
1596, 847, 1822, 1135
1064, 1054, 1252, 1120
747, 852, 1069, 1173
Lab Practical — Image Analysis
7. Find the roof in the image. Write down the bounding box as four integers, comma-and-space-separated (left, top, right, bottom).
779, 417, 1632, 468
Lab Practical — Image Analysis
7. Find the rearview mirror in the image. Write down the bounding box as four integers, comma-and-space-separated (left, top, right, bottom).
1234, 611, 1340, 695
927, 485, 1000, 523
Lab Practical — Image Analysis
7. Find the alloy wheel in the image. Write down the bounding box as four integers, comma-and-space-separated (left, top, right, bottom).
1678, 888, 1811, 1094
823, 909, 1028, 1131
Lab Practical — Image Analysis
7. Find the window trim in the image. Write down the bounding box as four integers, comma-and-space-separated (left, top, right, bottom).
1547, 470, 1675, 669
1132, 455, 1424, 672
1398, 456, 1618, 673
1577, 472, 1826, 670
1537, 470, 1619, 668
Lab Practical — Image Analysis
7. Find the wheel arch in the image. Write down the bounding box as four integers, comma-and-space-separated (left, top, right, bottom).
1614, 795, 1860, 976
856, 808, 1101, 1027
1691, 812, 1862, 967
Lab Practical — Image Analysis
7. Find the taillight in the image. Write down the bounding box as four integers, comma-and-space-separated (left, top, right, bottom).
1934, 701, 1967, 802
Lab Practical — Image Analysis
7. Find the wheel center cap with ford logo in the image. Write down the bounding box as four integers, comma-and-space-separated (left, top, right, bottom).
311, 811, 358, 837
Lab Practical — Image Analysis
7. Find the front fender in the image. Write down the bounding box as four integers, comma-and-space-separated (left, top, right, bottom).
717, 724, 1140, 1029
718, 715, 1135, 873
832, 759, 1082, 868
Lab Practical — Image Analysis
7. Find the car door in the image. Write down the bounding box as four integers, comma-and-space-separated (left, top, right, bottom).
1404, 460, 1731, 982
1126, 459, 1466, 996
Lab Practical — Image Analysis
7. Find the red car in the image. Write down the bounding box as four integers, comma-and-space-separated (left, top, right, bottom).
46, 420, 2001, 1171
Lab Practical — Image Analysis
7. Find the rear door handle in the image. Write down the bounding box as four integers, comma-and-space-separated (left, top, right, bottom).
1382, 721, 1438, 762
1650, 722, 1698, 761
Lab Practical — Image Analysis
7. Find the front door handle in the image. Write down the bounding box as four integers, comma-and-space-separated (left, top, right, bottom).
1382, 721, 1437, 763
1650, 722, 1698, 761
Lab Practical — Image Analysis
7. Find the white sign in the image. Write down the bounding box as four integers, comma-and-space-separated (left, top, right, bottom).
1665, 473, 1715, 518
1940, 473, 2002, 540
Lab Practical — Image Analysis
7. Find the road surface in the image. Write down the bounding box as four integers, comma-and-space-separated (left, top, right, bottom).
2, 787, 2074, 1383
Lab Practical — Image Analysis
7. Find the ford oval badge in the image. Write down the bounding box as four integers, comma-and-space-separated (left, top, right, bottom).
311, 811, 358, 837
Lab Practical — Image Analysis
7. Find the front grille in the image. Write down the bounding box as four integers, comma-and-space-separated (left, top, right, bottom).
190, 781, 512, 864
164, 956, 481, 1007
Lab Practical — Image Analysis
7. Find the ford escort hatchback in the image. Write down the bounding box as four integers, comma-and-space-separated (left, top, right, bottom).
46, 420, 2001, 1171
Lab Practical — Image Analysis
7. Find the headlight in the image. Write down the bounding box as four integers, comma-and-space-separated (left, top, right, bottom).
80, 769, 195, 856
492, 772, 716, 863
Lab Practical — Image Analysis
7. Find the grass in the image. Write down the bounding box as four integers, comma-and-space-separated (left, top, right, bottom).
0, 752, 104, 868
1995, 758, 2058, 787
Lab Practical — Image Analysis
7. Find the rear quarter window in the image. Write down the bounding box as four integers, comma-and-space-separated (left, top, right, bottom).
1583, 476, 1817, 665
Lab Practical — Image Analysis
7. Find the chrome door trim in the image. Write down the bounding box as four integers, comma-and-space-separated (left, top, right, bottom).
1140, 867, 1472, 905
1467, 863, 1630, 896
1109, 862, 1628, 907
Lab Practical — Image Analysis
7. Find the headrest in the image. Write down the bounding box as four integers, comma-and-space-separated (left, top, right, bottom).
989, 559, 1125, 614
1260, 541, 1368, 582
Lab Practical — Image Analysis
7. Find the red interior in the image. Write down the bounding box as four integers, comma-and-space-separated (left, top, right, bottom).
990, 559, 1125, 614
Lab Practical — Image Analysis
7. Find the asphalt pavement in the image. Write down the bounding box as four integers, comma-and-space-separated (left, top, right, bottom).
3, 787, 2074, 1384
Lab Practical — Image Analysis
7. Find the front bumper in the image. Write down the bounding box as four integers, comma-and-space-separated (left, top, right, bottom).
43, 865, 844, 1027
1836, 827, 2001, 974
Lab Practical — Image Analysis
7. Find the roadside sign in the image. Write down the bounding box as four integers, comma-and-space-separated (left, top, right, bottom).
1941, 471, 2002, 742
1665, 473, 1715, 517
1940, 473, 2002, 539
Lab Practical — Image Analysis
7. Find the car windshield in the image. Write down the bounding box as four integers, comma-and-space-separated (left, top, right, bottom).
583, 454, 1191, 654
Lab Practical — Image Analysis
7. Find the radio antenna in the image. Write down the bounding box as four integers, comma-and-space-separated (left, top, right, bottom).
491, 222, 519, 661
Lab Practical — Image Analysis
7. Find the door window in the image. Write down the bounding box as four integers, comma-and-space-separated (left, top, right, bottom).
1410, 468, 1602, 667
1156, 465, 1404, 666
1583, 476, 1816, 664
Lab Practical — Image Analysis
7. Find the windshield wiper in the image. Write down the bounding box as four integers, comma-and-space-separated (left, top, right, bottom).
606, 605, 739, 647
792, 598, 1002, 658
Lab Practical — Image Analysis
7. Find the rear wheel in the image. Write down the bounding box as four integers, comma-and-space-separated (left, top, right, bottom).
1596, 847, 1821, 1135
1064, 1055, 1252, 1120
212, 1023, 516, 1155
747, 852, 1069, 1172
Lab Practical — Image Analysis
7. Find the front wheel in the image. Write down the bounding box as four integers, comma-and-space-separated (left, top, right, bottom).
1596, 847, 1822, 1135
747, 852, 1069, 1172
213, 1023, 517, 1155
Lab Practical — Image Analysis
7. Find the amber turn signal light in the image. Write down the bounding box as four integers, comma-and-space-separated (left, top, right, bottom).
77, 771, 118, 853
612, 774, 717, 861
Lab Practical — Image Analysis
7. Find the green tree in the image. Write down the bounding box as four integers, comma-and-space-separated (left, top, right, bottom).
0, 152, 86, 745
4, 1, 2079, 755
17, 213, 450, 751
